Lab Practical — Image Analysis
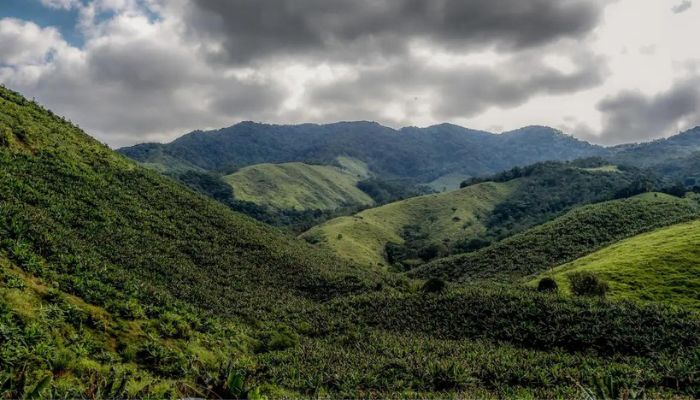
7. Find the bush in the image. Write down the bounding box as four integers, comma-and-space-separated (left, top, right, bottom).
537, 277, 558, 293
568, 272, 609, 297
422, 278, 446, 294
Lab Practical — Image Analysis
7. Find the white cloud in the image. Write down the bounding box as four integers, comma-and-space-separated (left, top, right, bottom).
0, 19, 65, 65
39, 0, 82, 10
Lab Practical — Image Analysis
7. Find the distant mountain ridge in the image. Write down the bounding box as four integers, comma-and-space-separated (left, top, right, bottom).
119, 121, 607, 184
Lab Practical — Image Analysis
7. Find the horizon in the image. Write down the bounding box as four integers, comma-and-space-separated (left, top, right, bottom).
1, 0, 699, 147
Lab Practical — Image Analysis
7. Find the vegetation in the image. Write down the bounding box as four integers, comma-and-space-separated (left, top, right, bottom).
119, 123, 606, 184
222, 161, 374, 211
3, 86, 700, 398
414, 193, 699, 281
301, 181, 515, 268
533, 219, 700, 310
568, 272, 609, 297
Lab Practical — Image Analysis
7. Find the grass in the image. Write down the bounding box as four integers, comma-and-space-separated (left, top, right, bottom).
222, 160, 373, 211
301, 181, 516, 267
415, 192, 700, 282
533, 219, 700, 310
3, 85, 700, 398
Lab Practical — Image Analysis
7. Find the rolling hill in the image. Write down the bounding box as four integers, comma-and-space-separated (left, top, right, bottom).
306, 159, 648, 269
3, 86, 700, 398
532, 219, 700, 310
413, 193, 700, 282
222, 158, 373, 211
301, 181, 516, 268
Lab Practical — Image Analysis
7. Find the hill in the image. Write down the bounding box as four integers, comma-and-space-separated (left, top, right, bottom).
301, 181, 516, 268
3, 86, 700, 398
413, 193, 700, 282
222, 158, 373, 211
119, 123, 606, 184
307, 159, 648, 269
532, 219, 700, 310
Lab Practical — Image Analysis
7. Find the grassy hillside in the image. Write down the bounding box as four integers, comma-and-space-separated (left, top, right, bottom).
533, 219, 700, 310
222, 160, 373, 211
3, 86, 700, 398
414, 193, 700, 282
301, 181, 516, 268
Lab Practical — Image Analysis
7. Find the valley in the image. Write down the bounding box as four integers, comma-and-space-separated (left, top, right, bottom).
1, 86, 700, 398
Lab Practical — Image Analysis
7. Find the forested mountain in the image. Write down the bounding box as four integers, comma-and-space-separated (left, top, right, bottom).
4, 86, 700, 398
119, 122, 606, 184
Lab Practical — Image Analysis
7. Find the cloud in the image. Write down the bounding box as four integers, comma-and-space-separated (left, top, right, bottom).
594, 78, 700, 144
0, 19, 65, 65
183, 0, 607, 64
0, 12, 285, 147
672, 0, 692, 13
39, 0, 82, 10
302, 47, 607, 124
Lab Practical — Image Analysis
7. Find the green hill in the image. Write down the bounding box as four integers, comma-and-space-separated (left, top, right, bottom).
533, 219, 700, 310
413, 193, 700, 282
0, 86, 386, 398
301, 181, 516, 268
3, 86, 700, 398
222, 159, 373, 211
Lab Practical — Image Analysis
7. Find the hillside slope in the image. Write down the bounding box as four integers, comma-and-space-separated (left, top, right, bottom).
413, 193, 700, 282
3, 87, 700, 398
533, 219, 700, 310
301, 181, 516, 267
222, 159, 373, 211
119, 123, 605, 183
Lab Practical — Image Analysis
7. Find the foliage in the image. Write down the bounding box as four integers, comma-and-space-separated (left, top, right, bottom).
568, 272, 609, 297
414, 193, 699, 282
537, 277, 558, 293
119, 123, 606, 185
534, 218, 700, 309
422, 278, 447, 293
3, 86, 700, 398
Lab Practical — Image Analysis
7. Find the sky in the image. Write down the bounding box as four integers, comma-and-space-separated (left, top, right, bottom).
0, 0, 699, 148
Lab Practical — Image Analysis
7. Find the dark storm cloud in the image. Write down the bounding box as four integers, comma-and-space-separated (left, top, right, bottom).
305, 50, 606, 122
185, 0, 606, 63
595, 79, 700, 144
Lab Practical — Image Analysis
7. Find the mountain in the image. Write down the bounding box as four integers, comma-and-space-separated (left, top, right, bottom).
413, 193, 700, 282
610, 126, 700, 168
222, 158, 373, 211
119, 122, 606, 185
3, 86, 700, 398
533, 217, 700, 310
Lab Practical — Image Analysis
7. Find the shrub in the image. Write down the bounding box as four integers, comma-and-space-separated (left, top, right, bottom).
568, 272, 609, 297
537, 277, 558, 293
422, 278, 446, 294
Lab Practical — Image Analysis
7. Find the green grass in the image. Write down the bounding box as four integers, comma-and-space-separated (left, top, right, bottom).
3, 86, 700, 398
415, 193, 700, 282
301, 181, 516, 268
222, 160, 373, 211
533, 219, 700, 310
